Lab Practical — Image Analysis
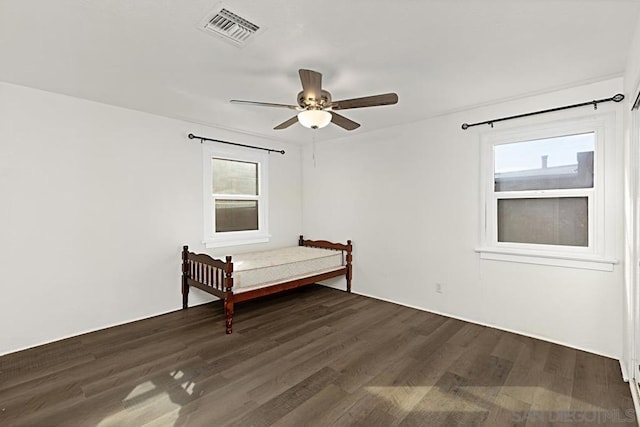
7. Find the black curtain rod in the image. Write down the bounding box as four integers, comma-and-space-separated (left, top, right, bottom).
632, 90, 640, 111
188, 133, 285, 155
461, 93, 625, 130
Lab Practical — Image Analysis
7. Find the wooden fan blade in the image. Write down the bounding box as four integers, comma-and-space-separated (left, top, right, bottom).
274, 116, 299, 130
230, 100, 299, 110
330, 112, 360, 131
298, 69, 322, 102
330, 93, 398, 110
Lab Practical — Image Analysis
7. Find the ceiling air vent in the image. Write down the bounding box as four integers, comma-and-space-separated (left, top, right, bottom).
198, 5, 263, 47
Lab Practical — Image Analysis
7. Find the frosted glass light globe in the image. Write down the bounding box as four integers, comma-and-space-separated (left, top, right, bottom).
297, 110, 331, 129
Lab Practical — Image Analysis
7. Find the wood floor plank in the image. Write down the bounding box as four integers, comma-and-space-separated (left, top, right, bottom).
156, 328, 345, 423
543, 342, 577, 380
499, 335, 551, 406
142, 378, 257, 427
406, 318, 468, 361
219, 325, 334, 380
447, 322, 486, 348
332, 327, 429, 393
397, 371, 472, 427
482, 392, 530, 427
270, 384, 348, 427
410, 311, 449, 336
528, 370, 574, 413
0, 346, 96, 391
327, 345, 437, 426
246, 330, 365, 404
334, 341, 468, 427
0, 284, 634, 427
491, 332, 525, 362
226, 366, 340, 427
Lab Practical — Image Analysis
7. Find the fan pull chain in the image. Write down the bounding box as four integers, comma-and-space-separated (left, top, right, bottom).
312, 131, 317, 168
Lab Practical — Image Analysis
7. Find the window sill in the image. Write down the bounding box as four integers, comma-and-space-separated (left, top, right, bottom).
204, 234, 270, 249
475, 247, 617, 271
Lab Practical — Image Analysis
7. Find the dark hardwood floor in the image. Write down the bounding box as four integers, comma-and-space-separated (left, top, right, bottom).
0, 285, 635, 426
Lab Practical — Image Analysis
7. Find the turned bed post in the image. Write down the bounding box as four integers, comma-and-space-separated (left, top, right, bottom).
346, 240, 353, 293
298, 235, 304, 246
223, 255, 234, 334
182, 245, 190, 309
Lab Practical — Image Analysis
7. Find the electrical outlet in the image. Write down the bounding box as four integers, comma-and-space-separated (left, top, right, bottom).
436, 283, 443, 294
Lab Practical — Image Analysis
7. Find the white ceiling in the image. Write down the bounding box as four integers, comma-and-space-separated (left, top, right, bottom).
1, 0, 639, 143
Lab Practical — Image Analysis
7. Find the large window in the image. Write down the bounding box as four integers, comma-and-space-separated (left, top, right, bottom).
203, 146, 269, 248
478, 115, 616, 271
494, 132, 594, 247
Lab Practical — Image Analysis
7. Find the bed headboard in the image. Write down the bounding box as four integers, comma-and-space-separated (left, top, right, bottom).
298, 235, 352, 252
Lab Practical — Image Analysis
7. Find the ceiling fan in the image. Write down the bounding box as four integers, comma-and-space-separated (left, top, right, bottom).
230, 69, 398, 131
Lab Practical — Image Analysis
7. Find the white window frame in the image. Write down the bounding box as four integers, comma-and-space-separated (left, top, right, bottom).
202, 144, 270, 248
477, 114, 617, 271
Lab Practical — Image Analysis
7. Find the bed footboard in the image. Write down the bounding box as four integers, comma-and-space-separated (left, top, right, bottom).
182, 247, 235, 333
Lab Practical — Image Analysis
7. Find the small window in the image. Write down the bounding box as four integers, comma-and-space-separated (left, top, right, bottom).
478, 115, 616, 271
212, 158, 259, 233
203, 148, 269, 248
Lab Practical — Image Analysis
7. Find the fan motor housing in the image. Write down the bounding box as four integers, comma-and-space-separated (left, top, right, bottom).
298, 90, 332, 109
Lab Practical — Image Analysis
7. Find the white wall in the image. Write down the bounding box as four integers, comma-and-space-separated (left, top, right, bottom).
0, 82, 302, 356
303, 78, 625, 358
625, 13, 640, 97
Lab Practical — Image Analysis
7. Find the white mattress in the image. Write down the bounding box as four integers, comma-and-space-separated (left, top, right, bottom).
230, 246, 344, 293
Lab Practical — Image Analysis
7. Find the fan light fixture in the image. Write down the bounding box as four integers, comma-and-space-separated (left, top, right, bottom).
297, 110, 331, 129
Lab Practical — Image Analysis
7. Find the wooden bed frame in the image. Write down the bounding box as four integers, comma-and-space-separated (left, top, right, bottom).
181, 235, 352, 334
